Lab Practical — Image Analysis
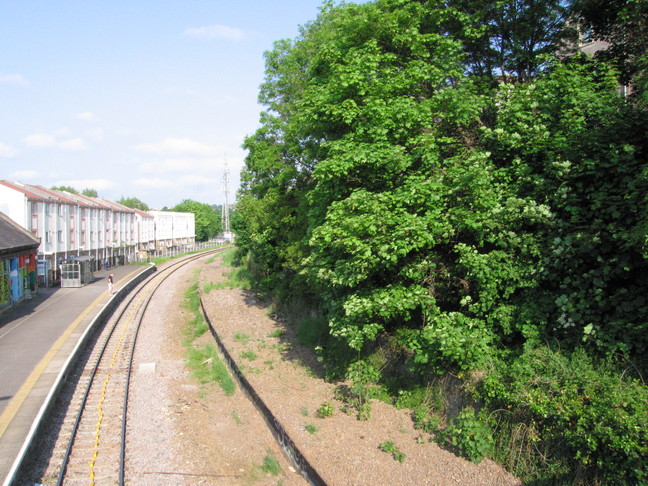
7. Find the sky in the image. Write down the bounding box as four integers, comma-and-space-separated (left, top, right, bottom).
0, 1, 366, 209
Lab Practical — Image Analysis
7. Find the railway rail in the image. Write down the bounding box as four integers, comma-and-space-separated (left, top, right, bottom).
12, 248, 227, 486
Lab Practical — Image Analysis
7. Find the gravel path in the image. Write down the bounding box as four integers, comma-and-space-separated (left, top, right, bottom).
126, 253, 522, 485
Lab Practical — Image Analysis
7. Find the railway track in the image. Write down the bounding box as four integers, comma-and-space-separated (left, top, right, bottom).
17, 248, 227, 486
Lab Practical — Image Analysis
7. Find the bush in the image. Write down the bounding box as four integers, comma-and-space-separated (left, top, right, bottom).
437, 408, 494, 464
482, 347, 648, 483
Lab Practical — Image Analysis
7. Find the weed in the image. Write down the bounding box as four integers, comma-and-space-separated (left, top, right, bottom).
231, 410, 244, 425
187, 345, 235, 396
437, 407, 493, 464
234, 332, 251, 345
346, 360, 380, 421
300, 406, 309, 417
260, 450, 281, 476
267, 328, 285, 338
378, 441, 406, 463
241, 350, 258, 361
317, 402, 334, 418
203, 282, 219, 293
305, 423, 318, 434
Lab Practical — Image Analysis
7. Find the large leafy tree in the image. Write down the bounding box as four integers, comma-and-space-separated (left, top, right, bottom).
51, 185, 79, 194
571, 0, 648, 92
172, 199, 221, 242
238, 0, 648, 369
117, 196, 150, 211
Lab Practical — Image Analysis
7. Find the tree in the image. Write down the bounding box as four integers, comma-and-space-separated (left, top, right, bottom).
447, 0, 576, 84
117, 196, 150, 211
51, 185, 79, 194
172, 199, 221, 242
570, 0, 648, 94
82, 188, 98, 197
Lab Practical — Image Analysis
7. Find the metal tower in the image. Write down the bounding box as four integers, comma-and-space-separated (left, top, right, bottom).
222, 159, 230, 234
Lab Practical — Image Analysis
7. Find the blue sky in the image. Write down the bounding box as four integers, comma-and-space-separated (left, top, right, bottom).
0, 1, 365, 208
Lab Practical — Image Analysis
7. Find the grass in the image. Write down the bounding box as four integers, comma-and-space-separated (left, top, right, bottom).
234, 332, 251, 344
260, 450, 281, 476
182, 270, 235, 396
231, 410, 244, 425
182, 275, 208, 341
305, 423, 318, 434
203, 282, 219, 293
187, 345, 235, 396
241, 350, 258, 361
267, 328, 285, 338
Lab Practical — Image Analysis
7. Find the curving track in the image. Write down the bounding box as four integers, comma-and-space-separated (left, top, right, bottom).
18, 249, 227, 486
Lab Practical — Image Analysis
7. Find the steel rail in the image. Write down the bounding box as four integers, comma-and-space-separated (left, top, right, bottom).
56, 247, 228, 485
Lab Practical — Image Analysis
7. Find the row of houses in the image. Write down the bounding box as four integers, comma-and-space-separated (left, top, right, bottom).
0, 180, 195, 290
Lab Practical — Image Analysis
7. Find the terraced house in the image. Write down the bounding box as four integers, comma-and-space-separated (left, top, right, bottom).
0, 181, 195, 286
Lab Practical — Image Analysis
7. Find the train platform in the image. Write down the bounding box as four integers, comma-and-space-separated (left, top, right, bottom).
0, 264, 148, 484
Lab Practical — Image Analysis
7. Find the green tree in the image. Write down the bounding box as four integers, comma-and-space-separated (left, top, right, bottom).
51, 185, 79, 194
172, 199, 221, 242
117, 196, 150, 211
82, 188, 98, 197
570, 0, 648, 92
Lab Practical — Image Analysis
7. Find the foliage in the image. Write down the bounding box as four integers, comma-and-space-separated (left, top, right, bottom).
187, 345, 235, 396
571, 0, 648, 92
182, 278, 207, 340
50, 185, 78, 194
436, 408, 494, 464
317, 402, 334, 418
117, 196, 150, 211
345, 360, 381, 421
234, 0, 648, 480
260, 450, 281, 476
482, 347, 648, 483
172, 199, 222, 242
82, 188, 98, 197
378, 440, 406, 462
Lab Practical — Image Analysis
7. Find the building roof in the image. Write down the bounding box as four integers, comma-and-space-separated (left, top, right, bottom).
0, 180, 52, 202
132, 208, 154, 218
0, 210, 40, 256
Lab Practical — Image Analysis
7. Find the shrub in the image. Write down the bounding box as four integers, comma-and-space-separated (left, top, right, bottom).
437, 408, 493, 464
482, 347, 648, 483
317, 402, 334, 418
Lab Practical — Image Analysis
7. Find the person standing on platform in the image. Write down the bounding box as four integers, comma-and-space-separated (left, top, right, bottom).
108, 273, 114, 294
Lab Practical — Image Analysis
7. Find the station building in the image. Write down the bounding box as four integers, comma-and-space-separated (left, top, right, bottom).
0, 180, 195, 286
0, 210, 40, 311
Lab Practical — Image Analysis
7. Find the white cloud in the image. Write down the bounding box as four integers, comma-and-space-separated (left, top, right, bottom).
182, 24, 245, 40
139, 157, 223, 173
0, 142, 18, 157
134, 177, 173, 188
55, 178, 114, 190
58, 137, 86, 150
0, 73, 29, 86
180, 174, 220, 185
74, 111, 97, 121
23, 132, 86, 151
24, 133, 56, 147
135, 138, 222, 156
10, 169, 38, 179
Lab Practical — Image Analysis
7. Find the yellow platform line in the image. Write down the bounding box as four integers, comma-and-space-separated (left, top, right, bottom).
0, 269, 140, 439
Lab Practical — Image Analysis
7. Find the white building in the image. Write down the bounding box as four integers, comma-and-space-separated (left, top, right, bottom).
148, 211, 196, 251
0, 181, 196, 284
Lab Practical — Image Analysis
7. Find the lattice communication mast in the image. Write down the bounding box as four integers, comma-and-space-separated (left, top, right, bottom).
222, 160, 230, 234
